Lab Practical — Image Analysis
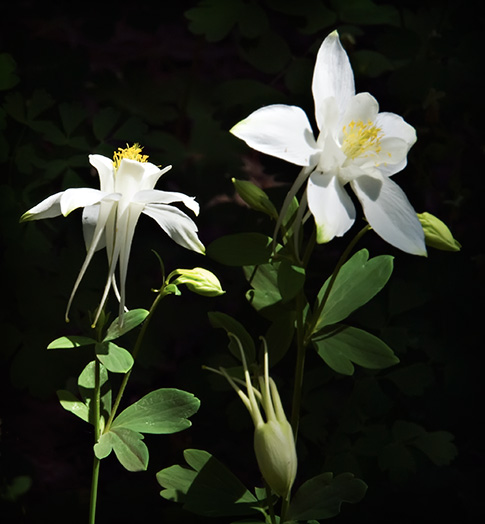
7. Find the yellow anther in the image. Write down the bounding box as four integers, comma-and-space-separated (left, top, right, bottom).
342, 120, 382, 160
113, 143, 149, 169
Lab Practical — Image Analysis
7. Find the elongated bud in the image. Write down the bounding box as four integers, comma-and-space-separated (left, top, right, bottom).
172, 267, 225, 297
253, 378, 297, 498
417, 212, 461, 252
232, 178, 278, 219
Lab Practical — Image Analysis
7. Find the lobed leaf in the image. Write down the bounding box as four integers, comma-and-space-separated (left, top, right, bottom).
112, 388, 200, 434
312, 324, 399, 375
314, 249, 393, 332
287, 472, 367, 521
95, 341, 134, 373
157, 449, 258, 517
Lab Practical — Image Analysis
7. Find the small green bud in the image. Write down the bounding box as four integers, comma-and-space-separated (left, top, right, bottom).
417, 212, 461, 252
232, 178, 278, 219
172, 267, 225, 297
253, 390, 297, 498
207, 336, 297, 499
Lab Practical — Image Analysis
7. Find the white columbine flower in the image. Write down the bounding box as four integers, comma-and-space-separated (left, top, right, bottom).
21, 144, 205, 325
231, 30, 426, 256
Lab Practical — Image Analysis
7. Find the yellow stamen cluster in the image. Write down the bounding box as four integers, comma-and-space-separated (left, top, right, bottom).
342, 120, 382, 160
113, 143, 149, 169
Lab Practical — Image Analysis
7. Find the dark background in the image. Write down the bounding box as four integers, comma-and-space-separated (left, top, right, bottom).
0, 1, 483, 523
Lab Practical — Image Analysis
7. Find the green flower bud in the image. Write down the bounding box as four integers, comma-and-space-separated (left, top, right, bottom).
172, 267, 225, 297
210, 336, 297, 499
232, 178, 278, 219
253, 379, 297, 498
417, 212, 461, 252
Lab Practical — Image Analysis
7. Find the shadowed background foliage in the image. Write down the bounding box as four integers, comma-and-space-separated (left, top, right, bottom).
0, 0, 483, 523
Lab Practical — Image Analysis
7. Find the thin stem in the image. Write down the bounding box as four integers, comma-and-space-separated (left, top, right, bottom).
88, 456, 101, 524
290, 289, 307, 440
304, 224, 370, 346
264, 483, 277, 524
88, 359, 101, 524
104, 287, 169, 433
280, 495, 290, 524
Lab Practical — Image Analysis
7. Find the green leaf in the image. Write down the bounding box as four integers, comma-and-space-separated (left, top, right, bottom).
92, 107, 120, 141
157, 449, 258, 517
95, 341, 134, 373
185, 0, 244, 42
103, 308, 149, 341
385, 363, 435, 396
287, 472, 367, 521
412, 430, 457, 466
239, 31, 291, 74
47, 335, 96, 350
112, 388, 200, 434
312, 324, 399, 375
244, 259, 304, 315
207, 233, 274, 266
208, 311, 256, 363
314, 249, 393, 332
95, 427, 148, 471
0, 53, 19, 90
78, 361, 112, 423
56, 389, 89, 422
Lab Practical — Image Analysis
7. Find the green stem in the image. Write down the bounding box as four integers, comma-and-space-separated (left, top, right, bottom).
290, 289, 307, 440
265, 483, 277, 524
104, 287, 169, 433
88, 359, 102, 524
304, 224, 370, 346
280, 495, 290, 524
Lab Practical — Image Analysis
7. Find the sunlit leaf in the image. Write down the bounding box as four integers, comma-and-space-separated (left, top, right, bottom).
95, 427, 148, 471
95, 341, 134, 373
112, 388, 200, 434
78, 361, 112, 423
47, 335, 96, 350
314, 249, 393, 332
56, 389, 89, 422
312, 324, 399, 375
103, 308, 149, 341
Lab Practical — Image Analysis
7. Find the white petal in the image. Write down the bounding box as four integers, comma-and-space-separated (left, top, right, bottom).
351, 175, 426, 256
340, 92, 379, 128
20, 191, 65, 221
59, 188, 107, 216
65, 200, 117, 322
114, 203, 145, 321
375, 112, 417, 146
307, 171, 356, 243
82, 205, 106, 252
133, 189, 200, 215
89, 155, 115, 193
114, 159, 148, 197
313, 30, 355, 130
143, 204, 205, 254
143, 165, 172, 190
231, 104, 319, 166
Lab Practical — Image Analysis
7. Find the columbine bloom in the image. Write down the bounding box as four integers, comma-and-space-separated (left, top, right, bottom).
21, 144, 205, 325
209, 336, 297, 499
231, 30, 426, 256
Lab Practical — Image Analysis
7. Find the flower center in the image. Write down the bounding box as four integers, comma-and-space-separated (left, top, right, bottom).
341, 120, 382, 160
112, 143, 149, 170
